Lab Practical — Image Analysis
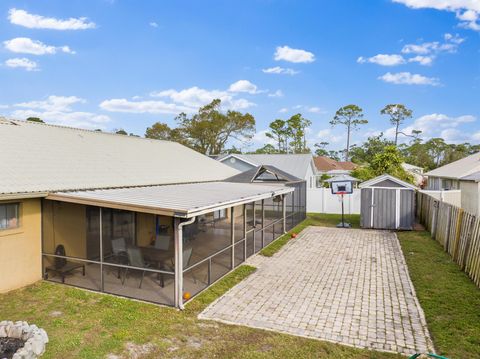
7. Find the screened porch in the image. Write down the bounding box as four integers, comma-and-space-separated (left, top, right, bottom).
41, 181, 305, 308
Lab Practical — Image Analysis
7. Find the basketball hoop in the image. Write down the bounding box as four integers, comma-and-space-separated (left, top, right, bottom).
329, 180, 353, 228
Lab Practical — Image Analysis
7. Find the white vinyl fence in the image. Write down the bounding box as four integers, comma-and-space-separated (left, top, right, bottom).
307, 188, 361, 214
419, 190, 461, 207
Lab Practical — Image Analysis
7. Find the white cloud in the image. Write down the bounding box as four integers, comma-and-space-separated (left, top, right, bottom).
150, 85, 255, 110
274, 45, 315, 63
4, 57, 38, 71
152, 87, 229, 107
268, 90, 284, 98
8, 8, 95, 30
285, 105, 327, 114
393, 0, 480, 30
103, 84, 257, 115
307, 106, 326, 114
228, 80, 258, 94
408, 55, 434, 65
99, 99, 194, 114
262, 66, 299, 75
384, 113, 476, 143
357, 54, 406, 66
12, 95, 110, 129
316, 128, 345, 144
251, 130, 276, 146
278, 108, 288, 113
15, 95, 85, 111
149, 21, 158, 28
378, 72, 440, 86
4, 37, 75, 55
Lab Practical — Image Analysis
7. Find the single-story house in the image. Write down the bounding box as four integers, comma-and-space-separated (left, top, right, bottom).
313, 156, 358, 177
0, 119, 305, 309
402, 163, 425, 187
454, 171, 480, 216
425, 152, 480, 190
217, 153, 318, 186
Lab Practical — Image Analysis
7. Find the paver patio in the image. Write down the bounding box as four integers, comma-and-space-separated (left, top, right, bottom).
199, 226, 434, 356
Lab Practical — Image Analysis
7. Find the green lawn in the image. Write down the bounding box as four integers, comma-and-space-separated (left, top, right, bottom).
2, 214, 478, 358
398, 231, 480, 359
260, 213, 360, 257
0, 263, 399, 359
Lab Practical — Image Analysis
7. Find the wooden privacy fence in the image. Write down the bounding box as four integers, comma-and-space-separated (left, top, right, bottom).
417, 191, 480, 288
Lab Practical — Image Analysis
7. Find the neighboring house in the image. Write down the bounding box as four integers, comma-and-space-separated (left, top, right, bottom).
402, 163, 425, 187
457, 171, 480, 216
313, 156, 358, 176
425, 152, 480, 190
217, 153, 318, 188
0, 119, 305, 309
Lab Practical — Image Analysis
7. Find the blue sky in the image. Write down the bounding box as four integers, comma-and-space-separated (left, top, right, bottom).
0, 0, 479, 152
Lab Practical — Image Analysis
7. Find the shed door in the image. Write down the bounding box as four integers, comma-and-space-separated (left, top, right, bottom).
360, 188, 372, 228
399, 190, 414, 230
373, 188, 396, 230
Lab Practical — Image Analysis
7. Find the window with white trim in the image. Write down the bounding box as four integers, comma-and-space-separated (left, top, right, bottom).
0, 203, 20, 230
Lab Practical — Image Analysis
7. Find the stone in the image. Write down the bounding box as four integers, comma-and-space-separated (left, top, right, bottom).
199, 227, 434, 356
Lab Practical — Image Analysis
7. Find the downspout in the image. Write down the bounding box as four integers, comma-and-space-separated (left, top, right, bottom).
175, 216, 196, 310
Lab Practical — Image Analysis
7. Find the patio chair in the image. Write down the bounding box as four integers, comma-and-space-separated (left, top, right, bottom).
123, 247, 154, 289
112, 238, 126, 255
161, 247, 194, 287
44, 244, 85, 283
154, 235, 171, 251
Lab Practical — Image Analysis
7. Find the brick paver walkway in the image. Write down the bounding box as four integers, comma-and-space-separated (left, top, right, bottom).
199, 227, 434, 355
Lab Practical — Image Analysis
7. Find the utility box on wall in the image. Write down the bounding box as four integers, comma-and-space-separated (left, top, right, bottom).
360, 174, 417, 230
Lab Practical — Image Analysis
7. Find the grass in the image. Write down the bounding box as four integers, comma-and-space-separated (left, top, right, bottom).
5, 214, 477, 358
260, 213, 360, 257
398, 230, 480, 359
0, 263, 399, 359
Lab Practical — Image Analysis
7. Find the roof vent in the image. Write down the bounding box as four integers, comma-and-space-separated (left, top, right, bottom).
0, 118, 17, 126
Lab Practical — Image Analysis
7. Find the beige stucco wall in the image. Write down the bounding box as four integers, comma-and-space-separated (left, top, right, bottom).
0, 198, 42, 293
42, 200, 86, 258
460, 181, 480, 216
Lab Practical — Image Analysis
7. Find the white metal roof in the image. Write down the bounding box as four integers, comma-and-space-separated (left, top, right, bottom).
218, 153, 316, 179
46, 182, 293, 218
325, 174, 360, 183
460, 171, 480, 182
359, 174, 417, 189
425, 152, 480, 180
0, 119, 239, 196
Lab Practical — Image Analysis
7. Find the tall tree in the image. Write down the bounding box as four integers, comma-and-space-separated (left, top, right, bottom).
175, 99, 255, 155
330, 104, 367, 161
314, 141, 330, 157
287, 113, 311, 153
425, 138, 447, 167
349, 133, 393, 164
351, 145, 414, 183
250, 144, 278, 154
26, 117, 44, 123
115, 129, 128, 135
265, 119, 288, 153
380, 104, 413, 146
145, 122, 185, 143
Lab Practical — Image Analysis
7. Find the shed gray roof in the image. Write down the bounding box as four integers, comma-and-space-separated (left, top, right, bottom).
47, 182, 293, 218
218, 153, 316, 179
425, 152, 480, 180
225, 165, 303, 183
0, 119, 239, 196
460, 171, 480, 182
359, 174, 417, 189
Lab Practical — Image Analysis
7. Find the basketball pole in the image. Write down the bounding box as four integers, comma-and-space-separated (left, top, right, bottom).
341, 193, 345, 228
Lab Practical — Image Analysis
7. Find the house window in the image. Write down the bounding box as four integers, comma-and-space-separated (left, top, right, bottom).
0, 203, 20, 230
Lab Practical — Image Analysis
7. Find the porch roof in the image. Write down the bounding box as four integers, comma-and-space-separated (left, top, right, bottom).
46, 181, 293, 218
